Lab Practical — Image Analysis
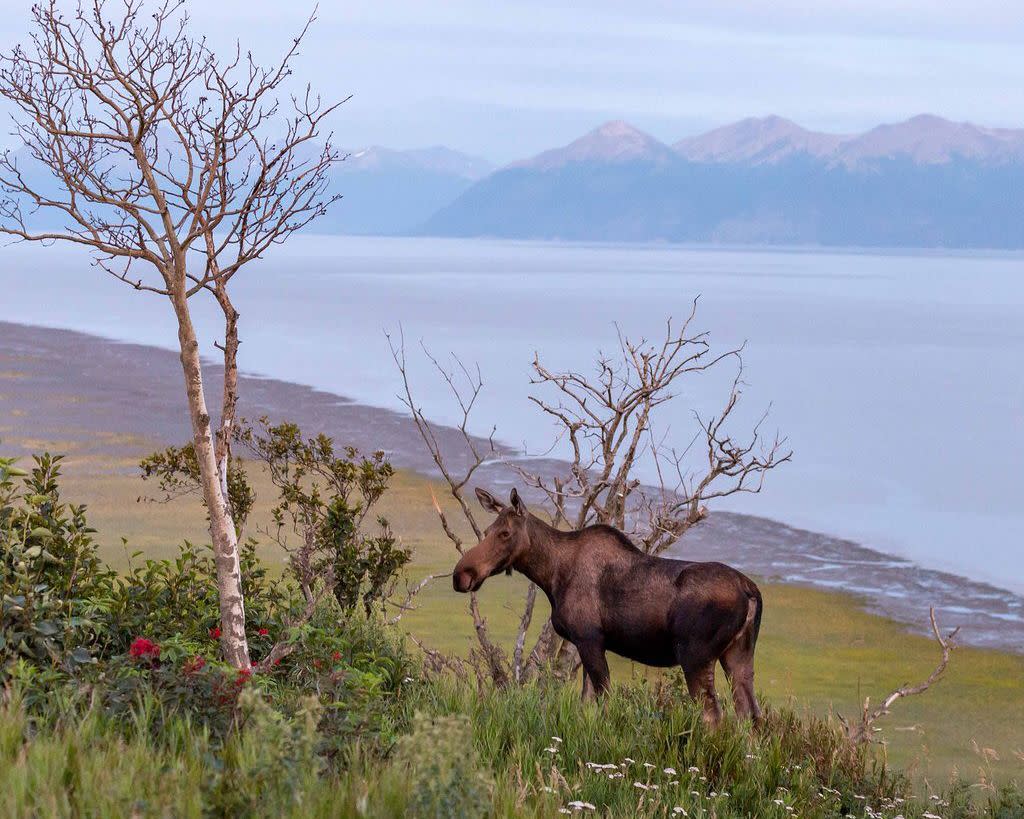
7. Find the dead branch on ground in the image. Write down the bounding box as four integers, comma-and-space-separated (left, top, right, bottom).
840, 607, 960, 746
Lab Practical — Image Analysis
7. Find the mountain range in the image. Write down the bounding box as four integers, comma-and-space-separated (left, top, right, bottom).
5, 115, 1023, 248
419, 115, 1024, 248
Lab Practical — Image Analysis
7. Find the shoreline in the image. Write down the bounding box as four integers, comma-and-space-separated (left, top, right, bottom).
1, 318, 1021, 655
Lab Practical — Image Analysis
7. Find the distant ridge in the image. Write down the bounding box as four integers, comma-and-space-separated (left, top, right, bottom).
834, 114, 1024, 166
511, 120, 677, 170
420, 114, 1024, 249
674, 115, 845, 165
672, 113, 1024, 167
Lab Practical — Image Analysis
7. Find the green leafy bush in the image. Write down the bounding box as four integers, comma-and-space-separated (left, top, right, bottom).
138, 443, 256, 535
1, 452, 297, 677
99, 538, 296, 657
1, 454, 113, 675
142, 419, 412, 617
235, 418, 410, 614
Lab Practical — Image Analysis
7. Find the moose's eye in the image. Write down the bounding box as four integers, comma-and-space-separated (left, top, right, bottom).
499, 530, 511, 540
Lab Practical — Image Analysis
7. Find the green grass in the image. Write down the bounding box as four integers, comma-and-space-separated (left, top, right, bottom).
14, 444, 1024, 787
7, 671, 1017, 818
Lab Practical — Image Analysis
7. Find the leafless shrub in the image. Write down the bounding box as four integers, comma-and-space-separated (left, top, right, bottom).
390, 304, 790, 684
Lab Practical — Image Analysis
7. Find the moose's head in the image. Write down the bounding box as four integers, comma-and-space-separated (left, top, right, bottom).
452, 487, 531, 593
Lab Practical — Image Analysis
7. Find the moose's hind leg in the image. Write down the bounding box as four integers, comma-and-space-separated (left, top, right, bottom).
720, 647, 761, 725
718, 598, 763, 727
683, 662, 722, 728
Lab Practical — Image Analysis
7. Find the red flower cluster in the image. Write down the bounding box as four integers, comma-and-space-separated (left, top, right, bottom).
209, 627, 221, 640
257, 627, 269, 636
214, 665, 253, 705
182, 655, 207, 675
128, 637, 160, 660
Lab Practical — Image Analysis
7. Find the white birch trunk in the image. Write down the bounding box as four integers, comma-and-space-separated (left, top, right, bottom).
171, 289, 251, 669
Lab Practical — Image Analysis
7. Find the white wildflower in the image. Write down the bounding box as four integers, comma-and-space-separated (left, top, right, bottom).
634, 782, 650, 790
672, 808, 688, 816
663, 767, 678, 775
688, 766, 700, 773
551, 736, 563, 743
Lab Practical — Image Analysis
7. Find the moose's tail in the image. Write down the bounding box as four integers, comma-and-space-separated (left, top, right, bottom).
737, 580, 763, 654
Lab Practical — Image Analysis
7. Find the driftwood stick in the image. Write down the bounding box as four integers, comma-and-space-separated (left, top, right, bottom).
841, 607, 960, 745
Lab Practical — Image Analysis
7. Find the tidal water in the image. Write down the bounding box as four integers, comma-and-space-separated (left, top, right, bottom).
3, 236, 1022, 595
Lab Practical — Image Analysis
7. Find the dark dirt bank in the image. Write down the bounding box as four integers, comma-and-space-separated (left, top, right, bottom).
1, 319, 1021, 654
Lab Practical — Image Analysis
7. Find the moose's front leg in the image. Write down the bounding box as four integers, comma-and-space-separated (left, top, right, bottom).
577, 640, 610, 702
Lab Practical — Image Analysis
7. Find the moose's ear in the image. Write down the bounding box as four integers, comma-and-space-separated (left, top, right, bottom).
509, 487, 527, 517
475, 487, 504, 514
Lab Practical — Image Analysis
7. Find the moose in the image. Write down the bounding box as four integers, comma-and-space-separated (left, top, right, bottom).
453, 487, 764, 727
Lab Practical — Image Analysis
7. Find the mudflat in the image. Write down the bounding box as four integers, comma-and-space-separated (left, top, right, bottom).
1, 319, 1022, 655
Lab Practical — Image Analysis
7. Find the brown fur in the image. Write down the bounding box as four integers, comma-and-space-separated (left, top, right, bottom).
453, 487, 764, 727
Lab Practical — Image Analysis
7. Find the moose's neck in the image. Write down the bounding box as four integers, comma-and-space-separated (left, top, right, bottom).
513, 515, 573, 597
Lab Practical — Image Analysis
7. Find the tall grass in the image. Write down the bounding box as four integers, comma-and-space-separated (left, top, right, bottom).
407, 678, 908, 818
4, 674, 1020, 818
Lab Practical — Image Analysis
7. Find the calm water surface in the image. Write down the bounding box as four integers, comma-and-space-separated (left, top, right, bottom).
3, 236, 1022, 593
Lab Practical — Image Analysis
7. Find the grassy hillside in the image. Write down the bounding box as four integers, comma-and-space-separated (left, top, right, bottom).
39, 447, 1024, 787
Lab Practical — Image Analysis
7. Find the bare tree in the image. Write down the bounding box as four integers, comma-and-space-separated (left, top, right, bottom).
391, 305, 791, 684
0, 0, 344, 667
840, 608, 960, 747
388, 331, 511, 686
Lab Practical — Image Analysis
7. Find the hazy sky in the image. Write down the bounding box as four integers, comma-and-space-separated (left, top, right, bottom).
1, 0, 1023, 163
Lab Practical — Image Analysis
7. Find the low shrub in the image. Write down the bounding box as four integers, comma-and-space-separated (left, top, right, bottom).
390, 712, 493, 818
0, 454, 113, 676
